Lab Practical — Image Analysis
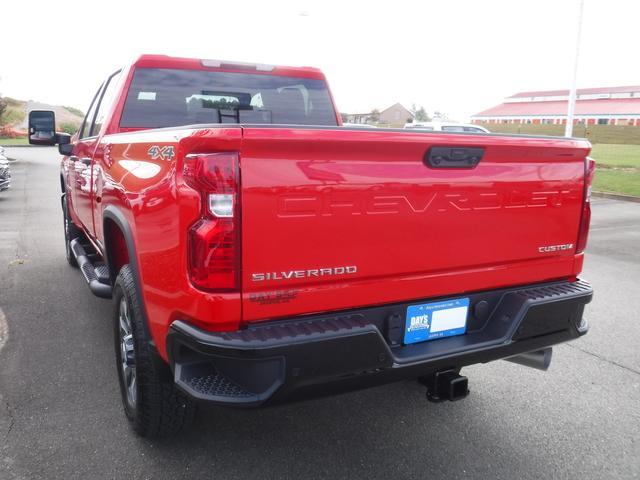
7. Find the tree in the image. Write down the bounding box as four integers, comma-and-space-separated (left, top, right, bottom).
0, 75, 6, 123
369, 109, 380, 123
432, 110, 449, 121
410, 104, 430, 122
0, 96, 8, 125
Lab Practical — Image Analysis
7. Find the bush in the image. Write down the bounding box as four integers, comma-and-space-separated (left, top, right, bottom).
59, 122, 79, 135
0, 107, 26, 127
0, 125, 27, 138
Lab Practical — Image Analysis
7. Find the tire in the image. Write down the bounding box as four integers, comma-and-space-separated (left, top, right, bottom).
113, 264, 195, 437
62, 194, 80, 268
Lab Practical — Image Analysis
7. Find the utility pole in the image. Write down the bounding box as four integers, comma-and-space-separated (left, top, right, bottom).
565, 0, 585, 137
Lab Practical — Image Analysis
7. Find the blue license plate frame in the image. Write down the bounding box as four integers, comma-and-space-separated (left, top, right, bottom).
404, 297, 470, 345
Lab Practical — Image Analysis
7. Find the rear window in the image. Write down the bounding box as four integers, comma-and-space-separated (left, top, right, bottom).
120, 68, 338, 128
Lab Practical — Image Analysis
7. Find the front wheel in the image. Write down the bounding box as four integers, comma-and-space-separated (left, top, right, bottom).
113, 264, 196, 437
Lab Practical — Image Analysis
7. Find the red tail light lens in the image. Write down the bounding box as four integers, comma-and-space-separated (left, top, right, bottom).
183, 152, 240, 291
188, 219, 237, 290
576, 157, 596, 254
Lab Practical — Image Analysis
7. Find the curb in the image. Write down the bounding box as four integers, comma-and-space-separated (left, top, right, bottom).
0, 144, 33, 148
592, 191, 640, 203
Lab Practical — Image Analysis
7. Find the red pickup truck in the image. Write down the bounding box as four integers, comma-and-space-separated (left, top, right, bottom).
29, 54, 594, 437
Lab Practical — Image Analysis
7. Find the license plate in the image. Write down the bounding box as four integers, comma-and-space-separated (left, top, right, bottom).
404, 297, 469, 345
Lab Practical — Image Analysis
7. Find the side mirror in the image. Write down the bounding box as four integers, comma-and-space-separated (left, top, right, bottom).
57, 133, 74, 156
28, 110, 57, 146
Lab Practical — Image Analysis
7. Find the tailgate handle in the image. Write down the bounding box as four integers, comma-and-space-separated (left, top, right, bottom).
425, 146, 484, 168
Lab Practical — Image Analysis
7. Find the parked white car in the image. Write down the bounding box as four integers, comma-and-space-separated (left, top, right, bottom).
404, 122, 489, 133
342, 122, 377, 128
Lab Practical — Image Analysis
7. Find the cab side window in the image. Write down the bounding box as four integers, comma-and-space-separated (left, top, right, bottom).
91, 70, 122, 137
80, 84, 104, 139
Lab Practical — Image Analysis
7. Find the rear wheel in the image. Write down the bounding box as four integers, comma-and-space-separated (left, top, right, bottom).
62, 194, 80, 268
113, 264, 196, 437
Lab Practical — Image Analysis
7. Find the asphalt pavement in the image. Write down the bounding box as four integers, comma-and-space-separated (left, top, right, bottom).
1, 147, 639, 480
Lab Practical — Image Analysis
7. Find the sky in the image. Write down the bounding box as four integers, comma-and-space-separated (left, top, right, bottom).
1, 0, 639, 121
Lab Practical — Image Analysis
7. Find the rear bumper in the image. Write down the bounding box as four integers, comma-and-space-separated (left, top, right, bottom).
167, 279, 592, 406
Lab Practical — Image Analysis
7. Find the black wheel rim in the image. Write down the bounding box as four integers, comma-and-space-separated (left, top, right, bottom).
118, 296, 137, 409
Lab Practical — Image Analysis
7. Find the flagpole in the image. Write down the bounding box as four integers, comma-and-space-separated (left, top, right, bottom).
565, 0, 585, 137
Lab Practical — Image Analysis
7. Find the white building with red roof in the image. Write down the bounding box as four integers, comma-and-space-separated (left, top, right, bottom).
471, 86, 640, 126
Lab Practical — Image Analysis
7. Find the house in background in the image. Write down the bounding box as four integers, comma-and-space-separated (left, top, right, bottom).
344, 103, 414, 125
378, 103, 414, 124
471, 86, 640, 126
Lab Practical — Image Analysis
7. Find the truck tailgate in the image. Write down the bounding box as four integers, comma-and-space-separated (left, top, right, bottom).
239, 127, 590, 322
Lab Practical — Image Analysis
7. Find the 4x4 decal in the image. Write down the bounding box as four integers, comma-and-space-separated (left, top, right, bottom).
147, 145, 175, 161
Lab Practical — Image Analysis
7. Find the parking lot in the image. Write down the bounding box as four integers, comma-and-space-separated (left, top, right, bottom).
1, 147, 639, 479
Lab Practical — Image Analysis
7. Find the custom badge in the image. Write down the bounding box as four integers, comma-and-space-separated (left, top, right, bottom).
147, 145, 175, 161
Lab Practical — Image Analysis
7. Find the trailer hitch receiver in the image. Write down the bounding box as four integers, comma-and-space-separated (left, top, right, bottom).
420, 369, 469, 402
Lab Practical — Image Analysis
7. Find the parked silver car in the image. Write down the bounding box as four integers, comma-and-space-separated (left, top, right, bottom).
404, 122, 489, 133
0, 147, 11, 191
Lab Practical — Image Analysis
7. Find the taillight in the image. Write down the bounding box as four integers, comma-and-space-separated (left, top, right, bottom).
576, 156, 596, 254
183, 152, 240, 291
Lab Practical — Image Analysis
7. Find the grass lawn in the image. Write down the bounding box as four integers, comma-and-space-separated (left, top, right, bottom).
590, 143, 640, 168
0, 137, 29, 146
589, 144, 640, 197
593, 170, 640, 197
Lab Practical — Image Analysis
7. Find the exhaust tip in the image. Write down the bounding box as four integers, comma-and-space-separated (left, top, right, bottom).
504, 347, 553, 371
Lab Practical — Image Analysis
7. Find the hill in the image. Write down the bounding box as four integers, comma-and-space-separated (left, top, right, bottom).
0, 97, 84, 136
